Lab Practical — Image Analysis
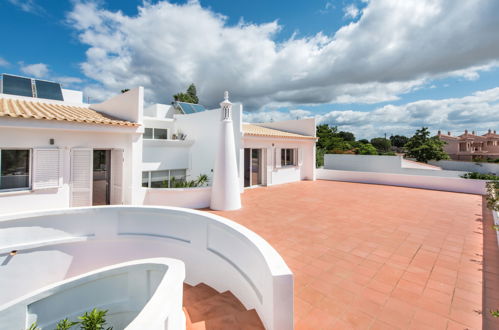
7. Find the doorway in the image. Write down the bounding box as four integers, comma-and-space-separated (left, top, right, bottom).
244, 148, 263, 187
92, 150, 111, 205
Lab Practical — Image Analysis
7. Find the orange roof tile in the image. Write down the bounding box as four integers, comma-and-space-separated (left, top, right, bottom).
243, 124, 316, 140
0, 97, 139, 127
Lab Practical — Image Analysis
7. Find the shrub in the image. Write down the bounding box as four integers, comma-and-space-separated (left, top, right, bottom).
486, 181, 499, 212
56, 318, 79, 330
461, 172, 499, 180
79, 308, 113, 330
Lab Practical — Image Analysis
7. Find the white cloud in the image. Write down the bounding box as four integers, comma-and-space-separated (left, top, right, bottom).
66, 0, 499, 110
20, 63, 49, 78
0, 57, 9, 67
55, 76, 84, 85
7, 0, 44, 15
245, 87, 499, 139
343, 4, 360, 19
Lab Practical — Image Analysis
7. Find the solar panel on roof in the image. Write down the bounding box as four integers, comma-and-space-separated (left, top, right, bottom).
35, 80, 63, 101
2, 74, 33, 97
177, 102, 206, 114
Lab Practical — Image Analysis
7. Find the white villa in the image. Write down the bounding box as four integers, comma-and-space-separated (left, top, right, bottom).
0, 74, 317, 213
0, 74, 316, 329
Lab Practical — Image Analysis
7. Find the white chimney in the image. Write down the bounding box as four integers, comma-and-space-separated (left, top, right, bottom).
210, 91, 241, 211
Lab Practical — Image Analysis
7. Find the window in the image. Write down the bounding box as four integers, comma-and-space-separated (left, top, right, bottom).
154, 128, 168, 140
459, 143, 467, 152
0, 149, 30, 191
144, 128, 168, 140
142, 169, 187, 188
281, 148, 296, 167
144, 128, 153, 139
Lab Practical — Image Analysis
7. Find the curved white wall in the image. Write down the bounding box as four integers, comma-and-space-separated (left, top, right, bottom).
0, 258, 185, 330
0, 206, 293, 330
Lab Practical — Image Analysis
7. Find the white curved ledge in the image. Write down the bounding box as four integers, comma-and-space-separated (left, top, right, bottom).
0, 206, 293, 330
0, 258, 186, 330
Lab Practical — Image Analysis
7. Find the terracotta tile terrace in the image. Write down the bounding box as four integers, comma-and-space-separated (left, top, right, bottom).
208, 180, 499, 329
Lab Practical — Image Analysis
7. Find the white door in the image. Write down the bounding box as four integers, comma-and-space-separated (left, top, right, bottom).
71, 148, 93, 207
110, 149, 124, 205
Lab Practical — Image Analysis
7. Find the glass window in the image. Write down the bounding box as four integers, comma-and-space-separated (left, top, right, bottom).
144, 128, 153, 139
0, 149, 30, 191
154, 128, 168, 140
170, 169, 186, 181
142, 172, 149, 188
280, 149, 296, 167
150, 170, 169, 188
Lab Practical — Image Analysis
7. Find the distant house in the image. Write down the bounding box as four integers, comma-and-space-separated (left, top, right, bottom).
437, 129, 499, 161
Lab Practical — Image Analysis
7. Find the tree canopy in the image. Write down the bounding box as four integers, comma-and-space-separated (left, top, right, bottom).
370, 137, 391, 153
405, 127, 449, 163
389, 135, 409, 148
173, 83, 199, 104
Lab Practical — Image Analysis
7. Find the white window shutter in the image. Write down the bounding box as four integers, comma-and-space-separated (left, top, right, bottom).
71, 148, 93, 207
32, 148, 61, 190
275, 148, 281, 168
110, 149, 124, 205
297, 148, 303, 166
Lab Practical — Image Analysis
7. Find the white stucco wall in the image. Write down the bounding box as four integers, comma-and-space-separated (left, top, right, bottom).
0, 258, 185, 330
317, 169, 487, 195
428, 160, 499, 175
0, 120, 142, 214
174, 104, 243, 182
324, 154, 467, 178
141, 187, 211, 209
0, 206, 293, 330
243, 136, 316, 187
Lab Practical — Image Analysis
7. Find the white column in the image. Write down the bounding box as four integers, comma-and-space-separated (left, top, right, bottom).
210, 91, 242, 210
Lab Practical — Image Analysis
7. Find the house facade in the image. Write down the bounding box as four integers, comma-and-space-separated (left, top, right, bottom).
0, 74, 316, 214
437, 129, 499, 161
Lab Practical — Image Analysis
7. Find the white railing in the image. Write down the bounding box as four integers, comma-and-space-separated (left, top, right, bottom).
0, 258, 185, 330
0, 206, 293, 330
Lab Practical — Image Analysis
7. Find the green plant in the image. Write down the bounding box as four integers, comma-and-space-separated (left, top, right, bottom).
55, 318, 79, 330
78, 308, 112, 330
486, 181, 499, 212
195, 174, 209, 186
490, 309, 499, 317
461, 172, 499, 180
26, 323, 40, 330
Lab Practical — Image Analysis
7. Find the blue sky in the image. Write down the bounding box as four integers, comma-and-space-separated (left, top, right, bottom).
1, 0, 499, 138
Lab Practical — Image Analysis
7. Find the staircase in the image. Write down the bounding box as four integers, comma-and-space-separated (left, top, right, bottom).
183, 283, 265, 329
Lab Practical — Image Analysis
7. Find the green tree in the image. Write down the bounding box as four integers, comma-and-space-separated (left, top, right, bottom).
173, 83, 199, 104
338, 131, 355, 142
186, 84, 199, 104
389, 135, 409, 148
370, 137, 391, 153
405, 127, 449, 163
357, 143, 378, 155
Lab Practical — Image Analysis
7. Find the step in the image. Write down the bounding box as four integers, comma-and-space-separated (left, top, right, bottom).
191, 309, 265, 330
186, 291, 247, 323
183, 283, 219, 307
